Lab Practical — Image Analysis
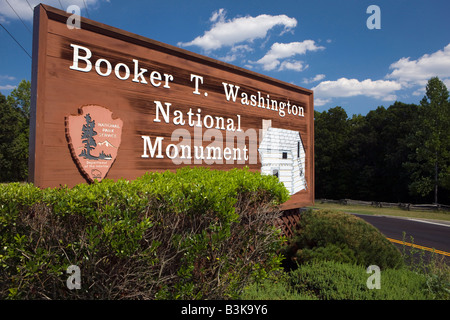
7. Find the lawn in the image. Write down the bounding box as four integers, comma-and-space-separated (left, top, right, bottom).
308, 201, 450, 222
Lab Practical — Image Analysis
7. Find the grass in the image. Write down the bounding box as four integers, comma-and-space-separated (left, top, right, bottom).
308, 201, 450, 222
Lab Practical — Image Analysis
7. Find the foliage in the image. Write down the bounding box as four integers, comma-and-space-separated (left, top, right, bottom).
289, 260, 431, 300
240, 271, 317, 300
0, 167, 289, 300
314, 102, 426, 203
243, 260, 434, 300
400, 233, 450, 300
282, 209, 404, 270
0, 80, 30, 182
314, 106, 352, 200
425, 257, 450, 300
406, 77, 450, 203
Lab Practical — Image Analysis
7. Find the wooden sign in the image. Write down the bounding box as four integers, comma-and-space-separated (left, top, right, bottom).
29, 4, 314, 209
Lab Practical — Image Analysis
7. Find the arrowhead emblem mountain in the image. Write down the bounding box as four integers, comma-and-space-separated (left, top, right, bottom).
65, 105, 123, 183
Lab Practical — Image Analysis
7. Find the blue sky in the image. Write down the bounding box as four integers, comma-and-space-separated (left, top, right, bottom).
1, 0, 449, 116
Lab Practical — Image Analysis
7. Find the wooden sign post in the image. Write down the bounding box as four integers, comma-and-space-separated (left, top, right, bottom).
30, 4, 314, 208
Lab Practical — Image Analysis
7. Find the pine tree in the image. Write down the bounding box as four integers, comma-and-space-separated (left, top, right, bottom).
79, 113, 98, 159
408, 77, 450, 204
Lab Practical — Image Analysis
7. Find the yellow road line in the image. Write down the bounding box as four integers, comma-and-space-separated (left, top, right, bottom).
387, 237, 450, 257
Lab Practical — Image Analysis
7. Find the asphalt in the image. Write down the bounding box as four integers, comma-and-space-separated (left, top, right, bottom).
349, 213, 450, 258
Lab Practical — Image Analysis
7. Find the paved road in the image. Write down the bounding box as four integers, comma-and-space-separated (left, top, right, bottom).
349, 213, 450, 258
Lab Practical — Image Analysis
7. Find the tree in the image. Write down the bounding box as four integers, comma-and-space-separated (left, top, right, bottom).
346, 107, 386, 201
314, 102, 422, 203
7, 79, 30, 122
79, 113, 98, 160
407, 77, 450, 204
0, 80, 30, 182
314, 107, 352, 199
381, 102, 420, 202
349, 103, 420, 202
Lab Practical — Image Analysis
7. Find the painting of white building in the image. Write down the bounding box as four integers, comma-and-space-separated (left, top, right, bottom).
258, 120, 307, 195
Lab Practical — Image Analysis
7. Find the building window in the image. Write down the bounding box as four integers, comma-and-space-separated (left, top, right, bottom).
273, 169, 279, 178
297, 141, 300, 158
282, 152, 288, 159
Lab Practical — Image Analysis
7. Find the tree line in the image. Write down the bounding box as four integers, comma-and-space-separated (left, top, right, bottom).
315, 77, 450, 205
1, 77, 449, 204
0, 80, 29, 182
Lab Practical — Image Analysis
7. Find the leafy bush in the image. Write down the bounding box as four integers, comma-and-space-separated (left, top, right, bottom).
0, 167, 289, 300
282, 209, 404, 270
401, 237, 450, 300
425, 257, 450, 300
288, 260, 432, 300
240, 271, 318, 300
243, 260, 433, 300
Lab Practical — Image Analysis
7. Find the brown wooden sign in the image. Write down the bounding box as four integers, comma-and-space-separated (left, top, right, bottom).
30, 4, 314, 209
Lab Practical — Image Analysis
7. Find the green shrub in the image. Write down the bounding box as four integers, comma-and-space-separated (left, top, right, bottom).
243, 260, 433, 300
240, 271, 317, 300
0, 167, 289, 300
401, 238, 450, 300
282, 209, 404, 270
288, 260, 432, 300
425, 256, 450, 300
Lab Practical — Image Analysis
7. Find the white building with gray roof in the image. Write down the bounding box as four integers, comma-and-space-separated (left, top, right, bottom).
259, 120, 307, 195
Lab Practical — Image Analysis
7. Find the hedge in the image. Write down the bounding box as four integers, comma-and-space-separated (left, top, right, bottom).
0, 167, 289, 299
282, 209, 405, 270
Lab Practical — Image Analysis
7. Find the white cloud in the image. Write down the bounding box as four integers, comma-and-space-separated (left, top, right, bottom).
386, 43, 450, 86
230, 44, 253, 53
314, 98, 331, 107
219, 54, 237, 63
312, 78, 402, 101
303, 74, 325, 84
0, 75, 17, 91
256, 40, 324, 71
209, 8, 226, 23
218, 44, 253, 63
0, 84, 16, 90
312, 44, 450, 107
178, 10, 297, 51
0, 0, 104, 21
278, 60, 308, 72
0, 0, 35, 21
0, 75, 16, 81
444, 78, 450, 90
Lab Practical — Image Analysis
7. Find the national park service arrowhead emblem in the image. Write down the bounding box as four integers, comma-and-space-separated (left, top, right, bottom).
66, 105, 123, 183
